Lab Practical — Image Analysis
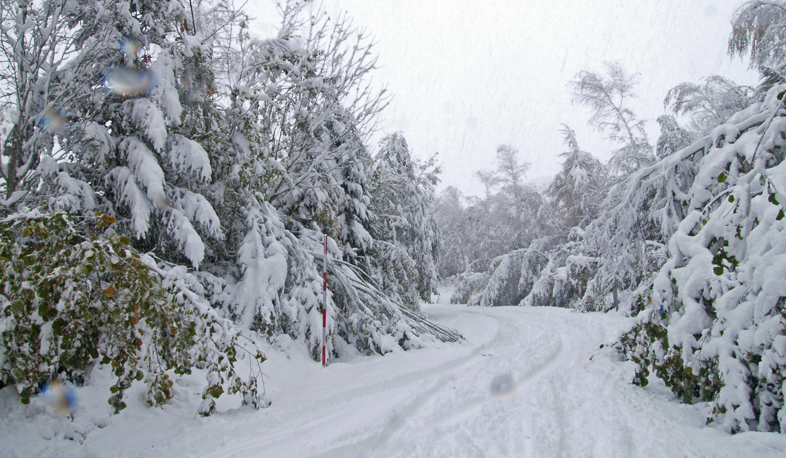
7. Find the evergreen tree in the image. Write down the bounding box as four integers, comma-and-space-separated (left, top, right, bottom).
546, 126, 607, 230
369, 132, 440, 307
655, 115, 698, 160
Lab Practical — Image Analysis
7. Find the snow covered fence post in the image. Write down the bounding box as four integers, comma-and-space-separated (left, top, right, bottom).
322, 235, 328, 367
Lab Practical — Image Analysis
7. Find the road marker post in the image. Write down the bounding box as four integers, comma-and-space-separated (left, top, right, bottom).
322, 236, 328, 366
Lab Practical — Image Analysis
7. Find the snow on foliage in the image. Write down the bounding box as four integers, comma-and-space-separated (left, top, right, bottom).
618, 84, 786, 433
369, 133, 440, 307
167, 135, 212, 183
0, 0, 459, 420
0, 211, 266, 415
444, 56, 786, 434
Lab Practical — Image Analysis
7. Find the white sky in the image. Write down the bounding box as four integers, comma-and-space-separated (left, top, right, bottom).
250, 0, 759, 198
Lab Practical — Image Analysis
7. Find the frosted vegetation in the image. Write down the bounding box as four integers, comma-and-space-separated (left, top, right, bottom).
0, 0, 784, 441
439, 1, 786, 433
0, 0, 457, 417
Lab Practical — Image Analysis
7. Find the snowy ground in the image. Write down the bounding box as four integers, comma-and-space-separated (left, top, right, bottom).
3, 295, 786, 457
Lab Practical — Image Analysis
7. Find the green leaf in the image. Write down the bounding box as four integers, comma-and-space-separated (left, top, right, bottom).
728, 195, 735, 203
778, 209, 785, 221
39, 303, 50, 320
713, 266, 724, 276
717, 172, 727, 183
52, 318, 67, 335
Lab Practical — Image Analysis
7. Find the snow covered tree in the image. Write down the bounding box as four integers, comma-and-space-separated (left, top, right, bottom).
244, 4, 385, 264
656, 115, 698, 160
571, 61, 655, 176
0, 0, 95, 207
434, 186, 469, 278
618, 83, 786, 433
474, 145, 542, 253
368, 132, 440, 307
729, 1, 786, 74
9, 0, 226, 271
663, 76, 755, 135
546, 125, 607, 230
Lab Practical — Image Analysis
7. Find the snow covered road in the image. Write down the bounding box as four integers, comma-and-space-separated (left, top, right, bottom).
259, 304, 786, 458
4, 303, 786, 457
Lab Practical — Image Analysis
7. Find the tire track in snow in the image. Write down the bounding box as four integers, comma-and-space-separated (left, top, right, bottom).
342, 307, 570, 458
202, 308, 502, 458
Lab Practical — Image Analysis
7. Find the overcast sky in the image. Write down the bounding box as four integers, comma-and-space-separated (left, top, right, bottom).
251, 1, 759, 198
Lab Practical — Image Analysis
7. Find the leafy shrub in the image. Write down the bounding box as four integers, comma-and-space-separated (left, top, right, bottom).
617, 85, 786, 432
0, 210, 265, 414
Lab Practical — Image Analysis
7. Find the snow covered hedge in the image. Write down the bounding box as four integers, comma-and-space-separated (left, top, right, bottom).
0, 210, 265, 415
619, 85, 786, 433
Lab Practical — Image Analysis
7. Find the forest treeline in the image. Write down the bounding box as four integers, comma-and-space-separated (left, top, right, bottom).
437, 1, 786, 434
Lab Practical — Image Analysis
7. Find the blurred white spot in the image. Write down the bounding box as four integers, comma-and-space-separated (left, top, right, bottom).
151, 192, 170, 210
490, 373, 516, 398
104, 68, 156, 97
41, 380, 78, 415
38, 104, 67, 134
119, 36, 140, 59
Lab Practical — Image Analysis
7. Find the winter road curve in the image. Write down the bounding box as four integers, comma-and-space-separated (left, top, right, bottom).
193, 304, 786, 458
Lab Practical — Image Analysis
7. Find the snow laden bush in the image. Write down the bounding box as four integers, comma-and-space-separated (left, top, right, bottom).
619, 85, 786, 433
0, 210, 265, 415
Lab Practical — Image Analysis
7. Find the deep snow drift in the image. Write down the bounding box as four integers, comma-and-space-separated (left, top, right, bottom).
2, 294, 786, 457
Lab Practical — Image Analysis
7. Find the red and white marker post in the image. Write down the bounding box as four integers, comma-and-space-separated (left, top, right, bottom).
322, 236, 328, 366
